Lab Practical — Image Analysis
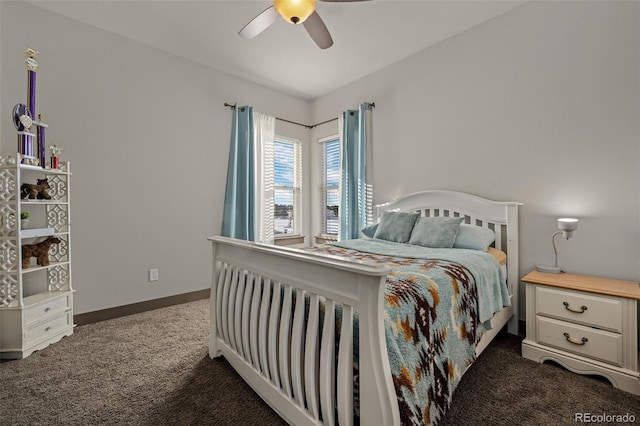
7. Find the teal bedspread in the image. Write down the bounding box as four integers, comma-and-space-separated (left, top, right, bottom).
306, 238, 510, 425
332, 238, 509, 327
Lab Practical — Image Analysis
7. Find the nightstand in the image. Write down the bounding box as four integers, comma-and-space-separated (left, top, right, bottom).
521, 270, 640, 395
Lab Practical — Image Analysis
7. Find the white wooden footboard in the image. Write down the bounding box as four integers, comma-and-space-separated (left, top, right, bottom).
209, 191, 521, 425
208, 236, 400, 426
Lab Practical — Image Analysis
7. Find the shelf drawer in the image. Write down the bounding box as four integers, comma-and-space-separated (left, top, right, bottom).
536, 316, 622, 366
535, 286, 623, 332
24, 294, 71, 325
24, 311, 72, 347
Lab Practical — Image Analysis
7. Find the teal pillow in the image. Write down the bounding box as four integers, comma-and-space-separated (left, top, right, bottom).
373, 211, 420, 243
408, 216, 464, 248
453, 224, 496, 251
361, 223, 378, 238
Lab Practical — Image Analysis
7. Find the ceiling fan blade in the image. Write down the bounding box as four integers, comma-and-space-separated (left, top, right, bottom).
239, 6, 279, 39
303, 11, 333, 49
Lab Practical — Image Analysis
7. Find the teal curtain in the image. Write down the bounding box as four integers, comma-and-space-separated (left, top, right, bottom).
340, 102, 373, 240
221, 105, 255, 241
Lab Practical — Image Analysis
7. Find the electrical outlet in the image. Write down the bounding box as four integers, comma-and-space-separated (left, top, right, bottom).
149, 268, 159, 282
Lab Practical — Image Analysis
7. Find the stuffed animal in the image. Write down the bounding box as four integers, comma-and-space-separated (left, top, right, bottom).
22, 236, 61, 268
20, 178, 51, 200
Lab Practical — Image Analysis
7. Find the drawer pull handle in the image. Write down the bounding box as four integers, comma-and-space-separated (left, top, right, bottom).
563, 301, 587, 313
44, 307, 51, 312
44, 326, 52, 332
563, 332, 588, 346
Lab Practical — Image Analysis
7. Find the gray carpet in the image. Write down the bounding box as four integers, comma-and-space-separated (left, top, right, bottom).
1, 299, 638, 425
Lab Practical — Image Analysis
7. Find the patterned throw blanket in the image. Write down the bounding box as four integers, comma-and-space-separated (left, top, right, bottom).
306, 239, 510, 425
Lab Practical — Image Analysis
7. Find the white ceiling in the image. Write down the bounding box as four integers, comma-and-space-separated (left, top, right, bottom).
28, 0, 525, 100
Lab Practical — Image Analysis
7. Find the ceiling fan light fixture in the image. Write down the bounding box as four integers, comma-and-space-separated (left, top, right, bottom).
274, 0, 316, 24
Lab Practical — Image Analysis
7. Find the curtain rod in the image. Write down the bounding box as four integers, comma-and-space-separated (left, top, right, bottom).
223, 102, 375, 130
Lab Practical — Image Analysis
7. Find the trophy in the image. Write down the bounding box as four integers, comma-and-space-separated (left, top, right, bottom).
13, 103, 36, 165
26, 48, 38, 118
12, 48, 47, 167
37, 114, 48, 168
50, 144, 63, 169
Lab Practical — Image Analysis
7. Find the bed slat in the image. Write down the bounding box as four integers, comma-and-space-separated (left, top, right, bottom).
220, 265, 234, 349
234, 270, 246, 358
215, 262, 226, 338
319, 299, 336, 426
229, 267, 241, 353
494, 225, 503, 251
258, 278, 272, 380
241, 272, 254, 365
336, 305, 354, 426
249, 273, 262, 372
279, 284, 293, 398
291, 289, 306, 407
304, 294, 321, 420
268, 280, 282, 388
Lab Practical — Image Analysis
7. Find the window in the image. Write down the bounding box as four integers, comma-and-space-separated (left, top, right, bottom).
273, 137, 302, 237
320, 136, 340, 236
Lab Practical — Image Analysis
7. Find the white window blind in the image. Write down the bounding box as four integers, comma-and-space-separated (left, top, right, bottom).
274, 137, 302, 236
321, 137, 340, 236
255, 112, 275, 244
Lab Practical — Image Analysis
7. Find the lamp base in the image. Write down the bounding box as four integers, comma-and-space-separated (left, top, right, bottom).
536, 265, 562, 274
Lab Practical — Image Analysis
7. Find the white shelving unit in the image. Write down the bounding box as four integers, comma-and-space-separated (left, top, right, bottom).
0, 154, 73, 359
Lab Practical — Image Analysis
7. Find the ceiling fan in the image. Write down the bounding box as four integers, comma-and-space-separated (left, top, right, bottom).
239, 0, 370, 50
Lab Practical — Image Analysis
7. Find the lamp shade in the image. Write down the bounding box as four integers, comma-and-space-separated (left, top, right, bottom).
274, 0, 316, 24
558, 218, 578, 239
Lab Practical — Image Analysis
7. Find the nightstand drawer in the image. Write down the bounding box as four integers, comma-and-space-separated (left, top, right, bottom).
536, 316, 622, 366
24, 311, 73, 346
24, 294, 71, 326
535, 286, 622, 332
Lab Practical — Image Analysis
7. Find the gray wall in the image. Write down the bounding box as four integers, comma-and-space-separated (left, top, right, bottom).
2, 1, 638, 318
312, 0, 640, 296
0, 1, 311, 314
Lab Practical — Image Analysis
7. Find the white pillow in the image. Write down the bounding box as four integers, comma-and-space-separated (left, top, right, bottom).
453, 224, 496, 251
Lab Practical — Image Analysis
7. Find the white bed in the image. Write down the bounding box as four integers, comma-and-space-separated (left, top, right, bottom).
208, 190, 521, 425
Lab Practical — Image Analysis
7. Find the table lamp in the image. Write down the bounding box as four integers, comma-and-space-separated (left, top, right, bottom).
536, 218, 579, 274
